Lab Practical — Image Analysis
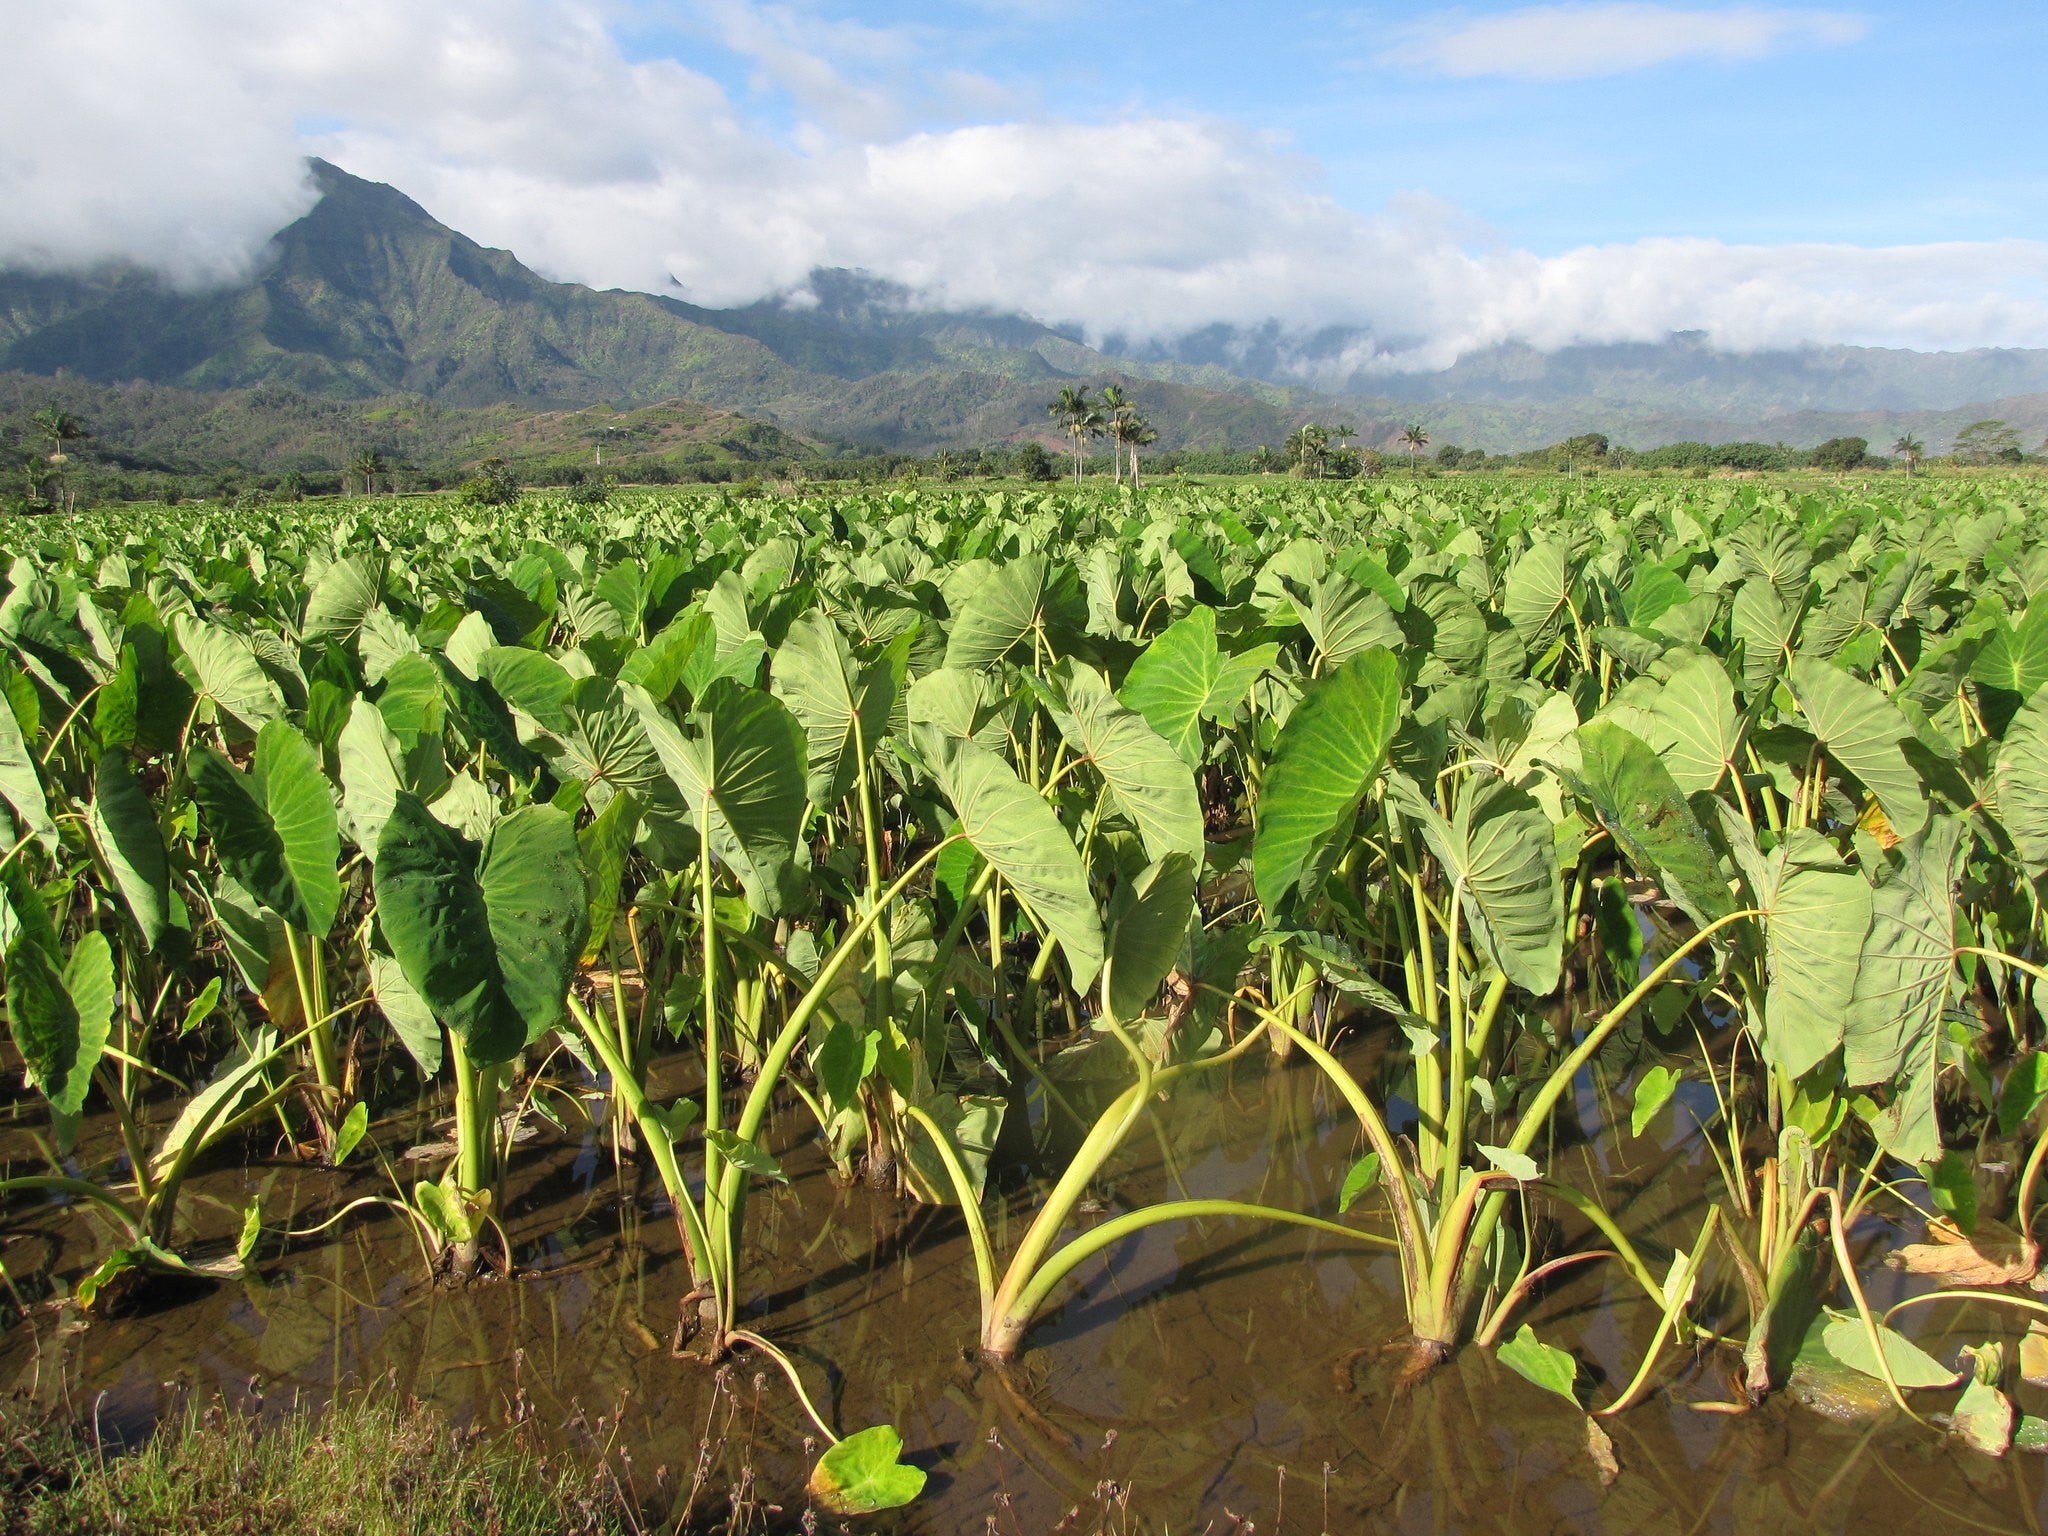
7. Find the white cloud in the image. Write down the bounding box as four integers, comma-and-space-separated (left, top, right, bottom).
1380, 4, 1868, 81
0, 0, 2041, 377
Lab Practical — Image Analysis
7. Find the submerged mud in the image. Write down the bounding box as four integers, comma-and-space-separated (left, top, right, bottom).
4, 1039, 2045, 1534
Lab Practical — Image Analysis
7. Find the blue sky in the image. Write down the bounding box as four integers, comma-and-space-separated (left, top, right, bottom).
644, 0, 2046, 250
9, 1, 2047, 362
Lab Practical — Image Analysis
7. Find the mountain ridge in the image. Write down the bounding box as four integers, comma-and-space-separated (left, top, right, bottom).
4, 159, 2046, 455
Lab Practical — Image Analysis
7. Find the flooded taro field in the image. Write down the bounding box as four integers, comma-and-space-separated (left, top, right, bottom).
11, 482, 2048, 1530
8, 1026, 2044, 1534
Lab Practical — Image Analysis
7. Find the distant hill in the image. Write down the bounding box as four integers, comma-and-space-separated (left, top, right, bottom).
5, 158, 2048, 457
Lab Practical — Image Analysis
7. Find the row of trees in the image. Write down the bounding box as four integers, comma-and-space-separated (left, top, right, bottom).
1045, 385, 1158, 487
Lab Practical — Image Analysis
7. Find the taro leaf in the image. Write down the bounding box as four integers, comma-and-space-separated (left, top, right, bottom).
89, 753, 169, 947
1497, 1324, 1580, 1405
178, 976, 222, 1037
577, 788, 640, 964
374, 652, 444, 748
190, 720, 342, 937
770, 610, 903, 808
807, 1424, 927, 1515
1972, 603, 2048, 707
175, 615, 285, 735
1293, 573, 1403, 671
337, 696, 408, 857
0, 685, 54, 851
914, 725, 1102, 988
302, 554, 382, 641
374, 795, 587, 1066
1788, 654, 1929, 839
1631, 1064, 1678, 1138
1118, 605, 1276, 767
554, 677, 687, 828
1339, 1153, 1382, 1212
1999, 1051, 2048, 1138
1730, 579, 1794, 697
368, 950, 442, 1077
1623, 565, 1692, 628
1387, 771, 1562, 995
1925, 1150, 1979, 1235
5, 930, 113, 1116
1252, 647, 1401, 917
1645, 653, 1740, 795
620, 607, 715, 706
1753, 828, 1873, 1079
1501, 541, 1571, 654
478, 645, 575, 734
1821, 1317, 1961, 1389
704, 1128, 786, 1183
1563, 720, 1731, 926
1994, 684, 2048, 879
1105, 852, 1196, 1023
627, 681, 808, 916
943, 553, 1082, 671
1746, 1223, 1826, 1397
1052, 661, 1203, 864
814, 1017, 878, 1108
1478, 1143, 1540, 1181
646, 1097, 700, 1144
1954, 1376, 2016, 1457
1845, 816, 1963, 1163
331, 1100, 369, 1165
236, 1202, 263, 1268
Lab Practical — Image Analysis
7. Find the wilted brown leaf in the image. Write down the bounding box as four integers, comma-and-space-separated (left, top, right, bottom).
1887, 1217, 2037, 1288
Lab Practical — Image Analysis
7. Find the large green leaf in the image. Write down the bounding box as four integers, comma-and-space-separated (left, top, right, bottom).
1996, 684, 2048, 879
1118, 605, 1275, 767
1501, 540, 1571, 653
807, 1425, 926, 1516
1753, 828, 1873, 1078
943, 553, 1082, 671
302, 554, 382, 642
1052, 661, 1203, 864
1387, 771, 1564, 994
174, 615, 284, 735
0, 686, 54, 851
1106, 853, 1197, 1023
478, 646, 575, 734
5, 929, 113, 1117
189, 720, 342, 937
628, 681, 809, 915
770, 611, 903, 808
915, 725, 1103, 988
1293, 573, 1403, 672
1730, 578, 1794, 696
1788, 654, 1929, 838
88, 754, 169, 948
1252, 648, 1402, 916
373, 795, 587, 1065
1564, 720, 1731, 926
1972, 603, 2048, 700
1645, 653, 1741, 795
1845, 816, 1963, 1162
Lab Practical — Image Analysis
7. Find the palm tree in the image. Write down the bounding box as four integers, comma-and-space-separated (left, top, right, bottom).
1400, 423, 1430, 468
1100, 384, 1133, 487
1121, 413, 1157, 489
1893, 433, 1925, 476
1286, 422, 1330, 478
30, 406, 85, 465
346, 447, 389, 496
1046, 386, 1103, 485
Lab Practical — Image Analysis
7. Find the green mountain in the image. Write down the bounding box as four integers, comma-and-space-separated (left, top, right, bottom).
5, 158, 2046, 457
0, 160, 1323, 453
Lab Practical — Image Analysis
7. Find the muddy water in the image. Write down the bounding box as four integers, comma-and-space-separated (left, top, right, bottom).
5, 1040, 2047, 1535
